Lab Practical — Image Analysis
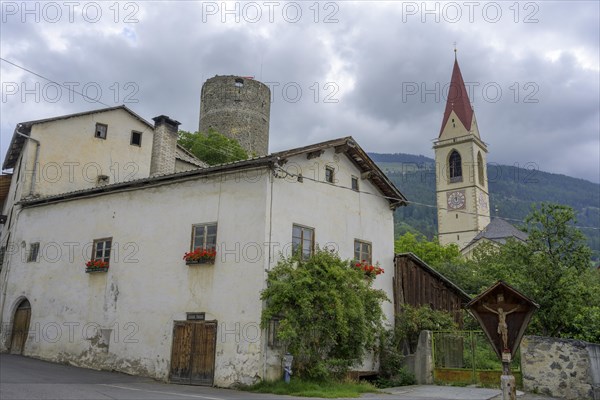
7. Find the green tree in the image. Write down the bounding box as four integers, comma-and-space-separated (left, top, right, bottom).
394, 232, 462, 267
394, 232, 484, 294
395, 204, 600, 341
178, 129, 248, 165
260, 249, 389, 380
472, 203, 599, 340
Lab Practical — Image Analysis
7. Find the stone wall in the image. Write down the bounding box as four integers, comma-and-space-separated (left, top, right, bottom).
521, 335, 600, 400
199, 75, 271, 156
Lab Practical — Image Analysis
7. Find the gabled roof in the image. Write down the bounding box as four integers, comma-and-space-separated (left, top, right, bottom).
2, 105, 204, 170
2, 105, 153, 170
467, 218, 529, 248
18, 137, 408, 209
395, 252, 471, 303
439, 58, 474, 137
175, 145, 208, 168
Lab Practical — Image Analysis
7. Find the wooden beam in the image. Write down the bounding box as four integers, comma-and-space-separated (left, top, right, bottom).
334, 144, 349, 154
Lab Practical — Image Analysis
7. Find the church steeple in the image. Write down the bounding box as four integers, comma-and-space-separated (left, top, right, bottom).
439, 57, 474, 137
434, 53, 490, 249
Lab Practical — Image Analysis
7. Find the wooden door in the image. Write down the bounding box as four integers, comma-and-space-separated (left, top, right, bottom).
10, 299, 31, 354
170, 321, 217, 385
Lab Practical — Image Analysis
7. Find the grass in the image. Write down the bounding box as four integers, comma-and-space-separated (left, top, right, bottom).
243, 378, 380, 398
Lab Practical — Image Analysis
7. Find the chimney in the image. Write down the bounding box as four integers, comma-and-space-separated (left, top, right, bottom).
150, 115, 180, 176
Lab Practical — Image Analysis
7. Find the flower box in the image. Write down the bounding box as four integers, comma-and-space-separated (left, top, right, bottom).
185, 259, 215, 265
85, 259, 109, 273
85, 266, 109, 273
183, 248, 217, 265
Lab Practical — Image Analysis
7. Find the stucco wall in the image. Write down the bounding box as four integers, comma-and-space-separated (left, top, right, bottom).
22, 108, 153, 198
1, 169, 269, 386
521, 335, 599, 400
0, 148, 397, 386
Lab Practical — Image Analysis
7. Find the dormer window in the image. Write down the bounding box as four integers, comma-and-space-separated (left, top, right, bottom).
95, 123, 107, 139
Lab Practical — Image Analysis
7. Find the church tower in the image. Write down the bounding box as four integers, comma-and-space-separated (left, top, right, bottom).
434, 54, 490, 248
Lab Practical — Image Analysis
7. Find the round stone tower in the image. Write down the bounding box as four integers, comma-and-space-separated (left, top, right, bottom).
199, 75, 271, 156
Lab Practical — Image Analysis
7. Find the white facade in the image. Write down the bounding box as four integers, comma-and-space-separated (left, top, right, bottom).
0, 132, 403, 386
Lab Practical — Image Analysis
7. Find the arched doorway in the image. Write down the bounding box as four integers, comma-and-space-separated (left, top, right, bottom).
10, 299, 31, 354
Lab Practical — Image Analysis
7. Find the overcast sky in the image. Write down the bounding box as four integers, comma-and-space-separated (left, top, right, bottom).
1, 1, 599, 183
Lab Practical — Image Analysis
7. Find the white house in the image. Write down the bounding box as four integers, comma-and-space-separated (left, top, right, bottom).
0, 106, 407, 386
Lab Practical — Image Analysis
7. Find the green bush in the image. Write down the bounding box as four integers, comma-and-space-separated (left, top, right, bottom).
261, 248, 388, 380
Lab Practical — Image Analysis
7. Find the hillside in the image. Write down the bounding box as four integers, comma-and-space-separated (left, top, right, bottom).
369, 153, 600, 261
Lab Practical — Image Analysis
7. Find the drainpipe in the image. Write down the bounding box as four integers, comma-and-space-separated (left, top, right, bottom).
15, 127, 40, 197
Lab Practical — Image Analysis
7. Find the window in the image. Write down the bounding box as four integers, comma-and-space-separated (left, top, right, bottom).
477, 151, 485, 186
186, 312, 205, 321
354, 240, 372, 264
27, 242, 39, 263
95, 123, 108, 139
131, 131, 142, 146
292, 224, 314, 260
93, 238, 112, 264
234, 78, 244, 88
448, 150, 462, 182
0, 246, 5, 266
325, 166, 335, 183
351, 176, 359, 191
191, 223, 217, 251
268, 317, 281, 347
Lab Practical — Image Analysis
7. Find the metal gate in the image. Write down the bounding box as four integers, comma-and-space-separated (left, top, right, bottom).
169, 321, 217, 386
10, 299, 31, 354
432, 331, 522, 387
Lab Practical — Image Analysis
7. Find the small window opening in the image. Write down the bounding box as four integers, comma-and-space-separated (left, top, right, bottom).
456, 214, 458, 219
351, 176, 359, 191
95, 123, 108, 139
268, 317, 281, 347
27, 242, 39, 263
234, 78, 244, 88
131, 131, 142, 146
186, 312, 206, 321
325, 166, 335, 183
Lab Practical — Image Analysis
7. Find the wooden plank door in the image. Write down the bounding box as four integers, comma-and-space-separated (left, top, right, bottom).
169, 321, 217, 386
10, 300, 31, 354
190, 321, 217, 385
170, 322, 194, 383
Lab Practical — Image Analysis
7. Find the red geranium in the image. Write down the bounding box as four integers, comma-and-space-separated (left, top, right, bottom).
85, 259, 109, 269
354, 260, 384, 278
183, 248, 217, 262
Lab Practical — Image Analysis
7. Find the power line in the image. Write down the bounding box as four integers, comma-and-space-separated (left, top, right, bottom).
0, 57, 241, 161
274, 166, 600, 231
1, 57, 113, 107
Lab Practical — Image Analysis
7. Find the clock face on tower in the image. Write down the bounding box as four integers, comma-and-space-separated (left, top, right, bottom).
447, 190, 466, 210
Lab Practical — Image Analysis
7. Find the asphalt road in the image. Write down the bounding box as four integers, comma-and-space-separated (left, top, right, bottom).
3, 354, 557, 400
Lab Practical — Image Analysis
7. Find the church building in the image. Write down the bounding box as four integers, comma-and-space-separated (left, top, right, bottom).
434, 54, 525, 253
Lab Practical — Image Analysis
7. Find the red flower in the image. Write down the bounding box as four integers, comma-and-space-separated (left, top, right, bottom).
354, 260, 384, 278
183, 247, 217, 262
85, 259, 108, 269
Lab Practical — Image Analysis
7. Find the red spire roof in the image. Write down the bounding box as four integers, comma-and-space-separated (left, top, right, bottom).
439, 58, 474, 137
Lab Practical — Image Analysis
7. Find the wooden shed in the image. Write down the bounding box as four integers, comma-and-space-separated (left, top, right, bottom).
393, 252, 471, 326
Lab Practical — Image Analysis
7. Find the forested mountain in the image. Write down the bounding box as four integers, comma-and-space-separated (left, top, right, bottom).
369, 153, 600, 261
